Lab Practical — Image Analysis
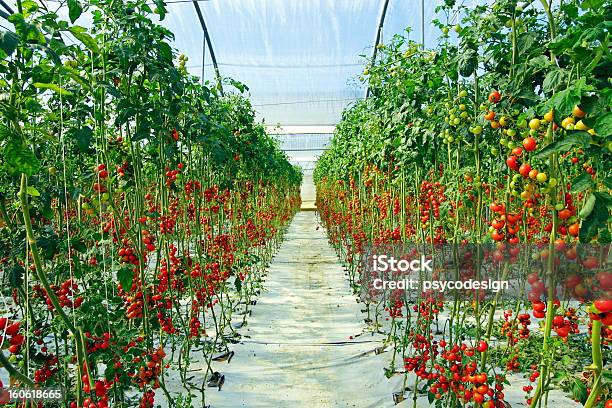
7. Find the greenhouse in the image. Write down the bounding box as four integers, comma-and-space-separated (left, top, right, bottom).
0, 0, 610, 407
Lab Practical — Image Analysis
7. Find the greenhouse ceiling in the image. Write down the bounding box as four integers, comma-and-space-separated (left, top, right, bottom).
0, 0, 487, 126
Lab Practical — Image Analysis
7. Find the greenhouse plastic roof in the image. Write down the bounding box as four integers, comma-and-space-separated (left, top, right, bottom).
1, 0, 488, 125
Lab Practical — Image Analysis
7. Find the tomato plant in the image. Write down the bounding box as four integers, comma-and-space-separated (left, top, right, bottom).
315, 0, 611, 407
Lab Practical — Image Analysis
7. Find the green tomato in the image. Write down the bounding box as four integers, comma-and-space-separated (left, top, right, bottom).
507, 129, 517, 137
536, 172, 547, 183
453, 117, 461, 125
548, 178, 558, 188
512, 174, 521, 182
472, 126, 483, 135
507, 141, 516, 149
459, 104, 466, 111
490, 148, 498, 155
554, 203, 565, 211
500, 138, 508, 146
459, 90, 468, 98
442, 27, 450, 35
517, 119, 527, 128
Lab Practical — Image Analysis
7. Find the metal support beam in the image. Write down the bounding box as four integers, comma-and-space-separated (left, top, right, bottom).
201, 36, 206, 86
191, 0, 224, 96
365, 0, 391, 98
0, 0, 13, 16
421, 0, 425, 48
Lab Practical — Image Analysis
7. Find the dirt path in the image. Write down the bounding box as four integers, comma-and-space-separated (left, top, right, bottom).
205, 211, 398, 407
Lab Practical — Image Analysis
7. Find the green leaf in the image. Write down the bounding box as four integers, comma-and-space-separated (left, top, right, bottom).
33, 82, 73, 96
579, 193, 596, 219
3, 136, 40, 176
543, 78, 590, 116
70, 126, 93, 152
8, 264, 24, 288
68, 26, 98, 53
67, 0, 83, 23
569, 378, 587, 404
457, 48, 477, 78
0, 31, 19, 59
581, 0, 604, 10
26, 186, 40, 196
570, 173, 592, 193
579, 196, 608, 243
594, 112, 611, 137
154, 0, 166, 20
117, 268, 134, 291
533, 132, 591, 159
542, 69, 566, 93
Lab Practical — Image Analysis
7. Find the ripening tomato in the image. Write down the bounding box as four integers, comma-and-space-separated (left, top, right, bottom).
512, 147, 523, 156
485, 111, 496, 121
568, 223, 579, 237
523, 137, 537, 151
553, 315, 564, 327
594, 299, 612, 314
519, 163, 531, 178
532, 301, 546, 312
573, 105, 586, 118
529, 118, 541, 130
4, 322, 20, 336
597, 272, 612, 290
488, 90, 501, 103
544, 110, 554, 122
506, 156, 519, 170
491, 230, 504, 241
582, 256, 598, 269
557, 209, 571, 220
555, 326, 570, 337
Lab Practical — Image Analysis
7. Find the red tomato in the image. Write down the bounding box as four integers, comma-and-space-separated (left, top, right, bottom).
488, 90, 501, 103
594, 299, 612, 314
519, 163, 532, 178
522, 137, 537, 151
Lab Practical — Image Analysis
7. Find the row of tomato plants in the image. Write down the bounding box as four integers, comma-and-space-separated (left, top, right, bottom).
315, 0, 610, 407
0, 1, 301, 407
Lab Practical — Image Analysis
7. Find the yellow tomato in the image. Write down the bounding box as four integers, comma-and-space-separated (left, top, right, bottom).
529, 118, 541, 130
573, 105, 586, 118
574, 120, 588, 131
544, 110, 554, 122
561, 117, 575, 129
